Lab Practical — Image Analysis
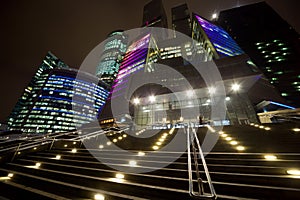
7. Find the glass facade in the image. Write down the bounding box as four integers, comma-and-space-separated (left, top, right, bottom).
111, 33, 151, 98
96, 31, 127, 86
192, 14, 244, 59
8, 52, 109, 134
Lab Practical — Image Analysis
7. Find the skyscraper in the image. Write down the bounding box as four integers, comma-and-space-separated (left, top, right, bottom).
192, 13, 244, 60
95, 30, 127, 86
171, 3, 191, 37
218, 2, 300, 107
8, 52, 109, 133
142, 0, 168, 28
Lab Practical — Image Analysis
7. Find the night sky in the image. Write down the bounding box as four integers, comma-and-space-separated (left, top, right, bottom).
1, 0, 299, 122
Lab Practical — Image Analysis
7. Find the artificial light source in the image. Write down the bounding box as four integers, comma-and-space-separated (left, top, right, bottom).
287, 169, 300, 176
115, 173, 125, 179
236, 146, 245, 151
71, 148, 77, 153
208, 87, 216, 94
55, 155, 61, 160
149, 95, 156, 103
230, 141, 238, 145
133, 98, 140, 105
212, 13, 218, 19
113, 139, 117, 143
7, 173, 14, 178
106, 141, 112, 146
138, 152, 145, 156
292, 128, 300, 132
35, 163, 41, 167
94, 194, 105, 200
156, 142, 162, 145
264, 155, 277, 161
129, 160, 137, 167
99, 145, 104, 149
152, 146, 159, 150
265, 127, 271, 131
225, 97, 231, 101
225, 137, 232, 141
231, 83, 240, 91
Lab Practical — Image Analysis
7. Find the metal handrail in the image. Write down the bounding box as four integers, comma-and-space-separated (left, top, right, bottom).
186, 125, 217, 199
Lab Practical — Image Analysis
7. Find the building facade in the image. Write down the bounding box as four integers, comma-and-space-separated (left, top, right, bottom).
95, 30, 127, 86
217, 2, 300, 107
8, 52, 109, 133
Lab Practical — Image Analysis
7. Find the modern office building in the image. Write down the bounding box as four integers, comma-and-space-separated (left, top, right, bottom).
99, 2, 287, 127
95, 30, 127, 86
217, 2, 300, 107
8, 52, 109, 134
142, 0, 168, 28
171, 3, 191, 37
192, 13, 245, 59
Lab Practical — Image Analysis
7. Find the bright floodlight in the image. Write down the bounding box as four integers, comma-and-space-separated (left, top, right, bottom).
231, 83, 240, 91
133, 98, 140, 105
208, 87, 216, 94
212, 13, 218, 19
149, 95, 156, 103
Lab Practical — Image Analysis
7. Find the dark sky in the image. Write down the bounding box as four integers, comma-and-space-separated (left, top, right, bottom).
0, 0, 299, 122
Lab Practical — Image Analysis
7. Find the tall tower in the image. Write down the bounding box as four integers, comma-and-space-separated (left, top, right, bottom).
192, 13, 244, 60
142, 0, 168, 28
171, 3, 191, 37
96, 30, 127, 86
218, 2, 300, 107
8, 52, 109, 134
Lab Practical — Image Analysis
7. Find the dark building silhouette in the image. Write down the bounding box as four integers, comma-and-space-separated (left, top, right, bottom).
218, 2, 300, 107
171, 3, 191, 36
142, 0, 168, 28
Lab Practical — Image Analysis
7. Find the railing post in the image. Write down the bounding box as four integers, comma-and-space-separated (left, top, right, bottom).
11, 143, 21, 162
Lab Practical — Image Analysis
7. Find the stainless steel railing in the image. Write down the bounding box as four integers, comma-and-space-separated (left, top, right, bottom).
186, 125, 217, 199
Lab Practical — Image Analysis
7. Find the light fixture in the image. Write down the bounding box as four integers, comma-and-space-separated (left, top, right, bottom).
225, 137, 232, 141
236, 146, 245, 151
73, 142, 76, 144
292, 128, 300, 132
123, 134, 127, 138
133, 98, 140, 105
225, 97, 230, 101
94, 194, 105, 200
212, 13, 218, 19
115, 173, 125, 179
287, 169, 300, 176
230, 141, 238, 145
71, 149, 77, 153
113, 139, 117, 143
106, 141, 112, 146
99, 145, 104, 149
35, 163, 41, 167
156, 142, 162, 145
149, 95, 156, 103
221, 134, 228, 137
152, 146, 159, 150
33, 147, 37, 150
218, 131, 224, 134
118, 136, 122, 140
159, 138, 164, 142
208, 87, 216, 94
138, 152, 145, 156
231, 83, 240, 91
64, 144, 68, 147
129, 160, 137, 167
55, 155, 61, 160
7, 173, 13, 178
264, 155, 277, 161
264, 127, 271, 131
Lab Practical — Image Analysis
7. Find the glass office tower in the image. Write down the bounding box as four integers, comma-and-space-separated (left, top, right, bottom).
95, 30, 127, 86
217, 2, 300, 107
8, 52, 109, 133
192, 13, 244, 59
